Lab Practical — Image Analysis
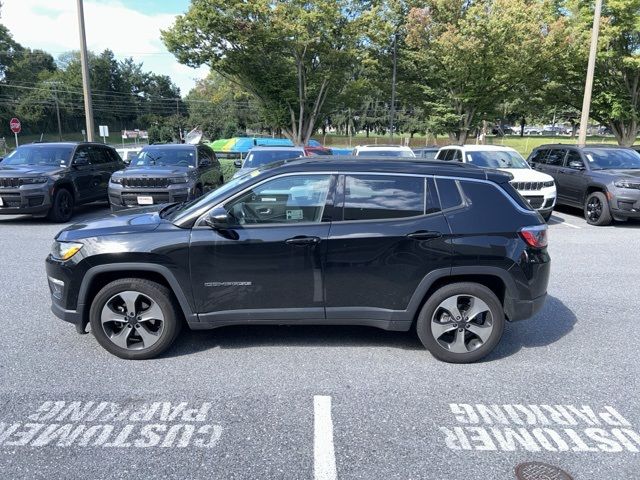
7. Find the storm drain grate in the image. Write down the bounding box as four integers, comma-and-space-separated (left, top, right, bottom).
515, 462, 573, 480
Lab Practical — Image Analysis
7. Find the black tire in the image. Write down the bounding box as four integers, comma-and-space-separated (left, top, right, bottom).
584, 191, 612, 226
193, 186, 203, 199
416, 282, 505, 363
541, 210, 553, 222
89, 278, 182, 360
47, 188, 74, 223
219, 176, 225, 186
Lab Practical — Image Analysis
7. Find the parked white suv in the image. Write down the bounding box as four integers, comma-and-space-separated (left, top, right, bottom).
352, 145, 416, 158
435, 145, 556, 220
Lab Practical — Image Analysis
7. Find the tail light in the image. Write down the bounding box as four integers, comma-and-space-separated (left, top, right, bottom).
519, 225, 548, 248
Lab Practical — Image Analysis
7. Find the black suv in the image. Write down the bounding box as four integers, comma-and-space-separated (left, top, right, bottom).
108, 144, 223, 210
0, 142, 124, 222
527, 144, 640, 225
46, 158, 550, 363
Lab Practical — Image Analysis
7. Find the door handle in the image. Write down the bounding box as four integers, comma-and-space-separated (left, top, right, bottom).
285, 236, 321, 246
406, 231, 442, 240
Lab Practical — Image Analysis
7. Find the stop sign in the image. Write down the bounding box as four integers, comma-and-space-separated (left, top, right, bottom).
9, 118, 21, 134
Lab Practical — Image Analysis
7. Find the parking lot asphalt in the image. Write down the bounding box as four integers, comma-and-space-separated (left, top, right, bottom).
0, 203, 639, 480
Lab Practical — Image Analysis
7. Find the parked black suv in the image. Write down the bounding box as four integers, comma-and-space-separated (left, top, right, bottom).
46, 158, 550, 363
0, 142, 125, 222
108, 144, 223, 210
527, 144, 640, 225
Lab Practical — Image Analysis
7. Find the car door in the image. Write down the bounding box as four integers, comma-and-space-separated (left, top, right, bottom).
323, 174, 452, 324
70, 146, 97, 202
90, 146, 116, 199
556, 149, 589, 206
189, 173, 336, 323
197, 145, 220, 191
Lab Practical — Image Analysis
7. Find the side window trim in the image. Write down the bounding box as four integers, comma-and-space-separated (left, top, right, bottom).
434, 177, 467, 212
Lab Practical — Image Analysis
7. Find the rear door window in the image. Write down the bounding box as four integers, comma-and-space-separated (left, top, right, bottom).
529, 149, 549, 164
545, 149, 567, 166
451, 149, 463, 162
343, 175, 425, 220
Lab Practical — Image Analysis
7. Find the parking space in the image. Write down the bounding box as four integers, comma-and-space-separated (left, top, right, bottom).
0, 206, 639, 479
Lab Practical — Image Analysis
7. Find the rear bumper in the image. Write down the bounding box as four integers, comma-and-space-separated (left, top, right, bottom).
505, 292, 547, 321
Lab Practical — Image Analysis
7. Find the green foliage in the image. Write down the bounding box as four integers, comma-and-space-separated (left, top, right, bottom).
219, 159, 238, 183
162, 0, 369, 144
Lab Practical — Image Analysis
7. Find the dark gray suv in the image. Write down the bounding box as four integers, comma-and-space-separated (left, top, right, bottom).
108, 144, 224, 210
527, 144, 640, 225
0, 142, 125, 222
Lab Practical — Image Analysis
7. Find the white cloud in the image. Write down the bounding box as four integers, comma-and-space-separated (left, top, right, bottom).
1, 0, 209, 96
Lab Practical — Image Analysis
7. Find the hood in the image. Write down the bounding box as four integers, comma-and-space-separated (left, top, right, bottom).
598, 169, 640, 179
56, 207, 163, 242
120, 166, 191, 177
0, 164, 64, 176
498, 167, 553, 183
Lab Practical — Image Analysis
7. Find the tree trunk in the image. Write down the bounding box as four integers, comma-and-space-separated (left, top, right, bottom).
610, 119, 638, 147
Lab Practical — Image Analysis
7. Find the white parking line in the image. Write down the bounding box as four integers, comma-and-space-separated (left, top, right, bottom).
549, 216, 582, 229
314, 395, 337, 480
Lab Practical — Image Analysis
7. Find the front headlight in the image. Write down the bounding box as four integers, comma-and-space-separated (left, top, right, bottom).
51, 241, 83, 261
20, 176, 48, 185
543, 180, 555, 187
614, 180, 640, 190
169, 177, 189, 184
110, 176, 123, 184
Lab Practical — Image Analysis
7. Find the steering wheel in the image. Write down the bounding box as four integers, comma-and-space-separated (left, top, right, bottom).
239, 203, 261, 223
177, 160, 190, 166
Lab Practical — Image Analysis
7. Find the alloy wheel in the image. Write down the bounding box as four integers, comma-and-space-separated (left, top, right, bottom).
100, 290, 165, 350
586, 196, 602, 222
430, 294, 493, 353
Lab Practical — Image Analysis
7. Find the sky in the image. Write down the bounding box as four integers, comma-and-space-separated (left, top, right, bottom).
1, 0, 209, 96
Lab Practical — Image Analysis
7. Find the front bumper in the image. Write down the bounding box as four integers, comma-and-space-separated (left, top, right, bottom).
0, 185, 51, 215
517, 185, 556, 213
108, 184, 191, 209
610, 190, 640, 219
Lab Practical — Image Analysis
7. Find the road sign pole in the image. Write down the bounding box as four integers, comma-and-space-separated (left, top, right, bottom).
14, 132, 18, 148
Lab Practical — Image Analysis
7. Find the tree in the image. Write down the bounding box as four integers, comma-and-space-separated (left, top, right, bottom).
162, 0, 369, 145
550, 0, 640, 145
404, 0, 563, 144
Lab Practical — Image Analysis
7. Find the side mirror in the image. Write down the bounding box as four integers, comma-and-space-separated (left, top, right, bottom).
73, 156, 89, 167
568, 160, 585, 170
205, 207, 230, 230
234, 159, 242, 168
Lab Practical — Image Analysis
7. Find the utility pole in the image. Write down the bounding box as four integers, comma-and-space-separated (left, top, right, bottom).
577, 0, 603, 147
52, 86, 62, 141
76, 0, 95, 141
389, 32, 398, 143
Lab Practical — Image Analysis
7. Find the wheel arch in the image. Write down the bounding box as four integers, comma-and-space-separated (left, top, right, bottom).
76, 263, 196, 333
408, 267, 515, 325
52, 180, 77, 201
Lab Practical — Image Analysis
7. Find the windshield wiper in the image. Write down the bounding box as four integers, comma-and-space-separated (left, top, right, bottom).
159, 201, 185, 219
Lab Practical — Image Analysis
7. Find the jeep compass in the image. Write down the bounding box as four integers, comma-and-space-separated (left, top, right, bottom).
46, 158, 550, 363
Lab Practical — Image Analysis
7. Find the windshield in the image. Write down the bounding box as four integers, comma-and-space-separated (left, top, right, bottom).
466, 150, 529, 169
163, 171, 258, 221
2, 145, 74, 167
417, 150, 438, 161
583, 148, 640, 170
357, 149, 415, 158
243, 150, 304, 169
131, 148, 195, 167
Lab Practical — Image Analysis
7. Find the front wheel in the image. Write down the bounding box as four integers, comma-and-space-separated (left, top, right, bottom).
584, 191, 612, 226
89, 278, 182, 360
47, 188, 74, 223
416, 283, 505, 363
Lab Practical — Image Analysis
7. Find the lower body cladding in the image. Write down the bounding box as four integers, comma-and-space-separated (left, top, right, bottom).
46, 261, 550, 333
108, 187, 190, 210
0, 186, 51, 216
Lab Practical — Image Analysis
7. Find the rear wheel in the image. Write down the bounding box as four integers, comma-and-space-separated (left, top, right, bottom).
89, 278, 182, 360
584, 191, 612, 226
416, 283, 504, 363
47, 188, 74, 223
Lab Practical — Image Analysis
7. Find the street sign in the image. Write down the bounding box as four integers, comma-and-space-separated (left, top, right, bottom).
9, 118, 21, 134
99, 125, 109, 144
10, 117, 20, 147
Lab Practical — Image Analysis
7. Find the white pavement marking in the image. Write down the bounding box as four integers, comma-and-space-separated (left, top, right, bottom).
549, 215, 582, 229
314, 395, 338, 480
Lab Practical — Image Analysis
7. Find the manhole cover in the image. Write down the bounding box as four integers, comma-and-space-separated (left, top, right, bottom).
515, 462, 573, 480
